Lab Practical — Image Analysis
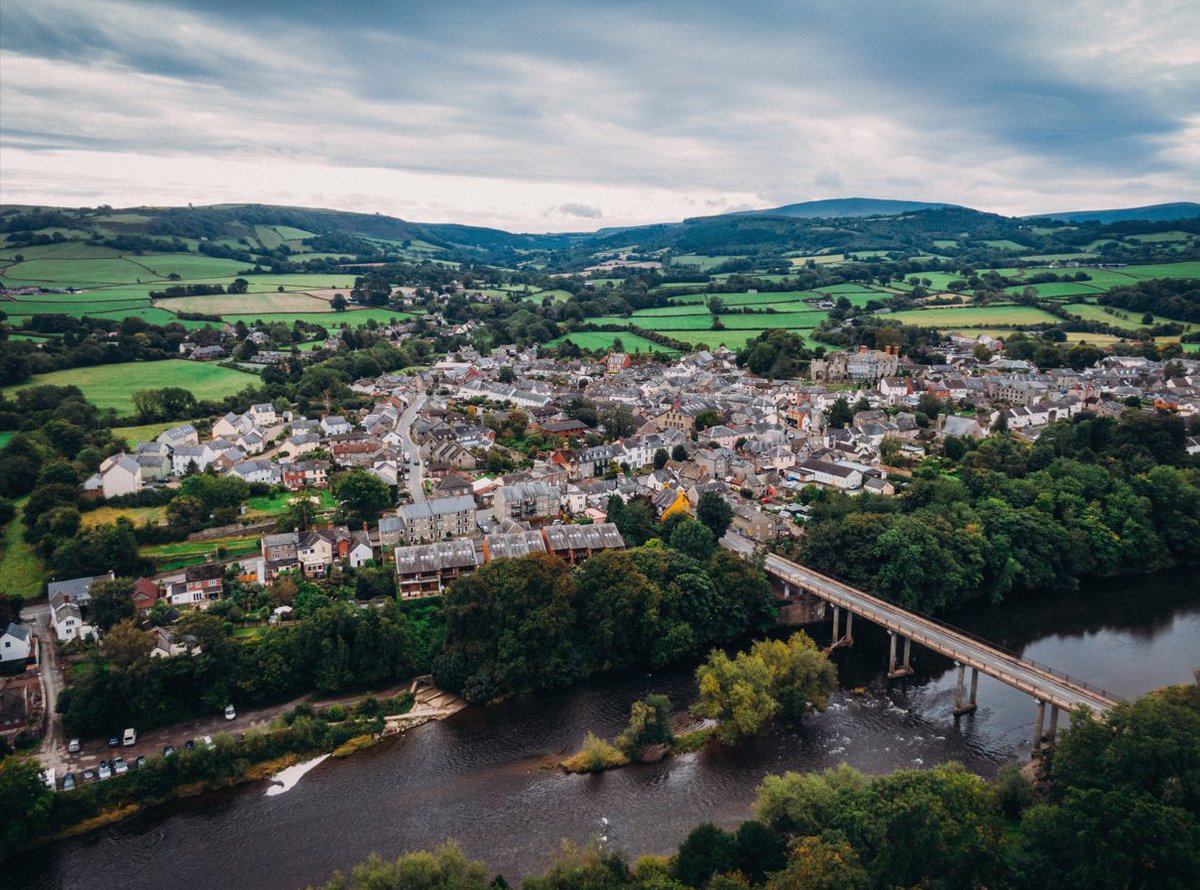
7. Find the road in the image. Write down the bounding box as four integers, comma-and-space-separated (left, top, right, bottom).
20, 602, 69, 773
760, 551, 1120, 714
395, 393, 427, 503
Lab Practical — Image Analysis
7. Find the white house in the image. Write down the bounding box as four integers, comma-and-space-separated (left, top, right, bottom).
99, 453, 143, 499
248, 403, 278, 426
229, 459, 281, 485
321, 415, 353, 436
51, 601, 96, 642
795, 459, 863, 490
171, 443, 215, 476
0, 622, 32, 664
348, 532, 375, 568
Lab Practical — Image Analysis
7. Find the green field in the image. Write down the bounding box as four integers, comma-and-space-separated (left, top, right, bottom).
2, 360, 259, 413
140, 534, 260, 571
244, 488, 337, 517
547, 331, 678, 354
0, 498, 43, 597
885, 305, 1062, 328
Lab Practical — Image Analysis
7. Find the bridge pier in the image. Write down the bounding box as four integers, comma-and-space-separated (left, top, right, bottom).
953, 663, 979, 715
1032, 699, 1046, 755
886, 631, 913, 679
1047, 704, 1060, 743
829, 607, 853, 648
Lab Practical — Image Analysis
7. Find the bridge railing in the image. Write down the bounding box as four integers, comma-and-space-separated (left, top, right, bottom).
765, 555, 1123, 705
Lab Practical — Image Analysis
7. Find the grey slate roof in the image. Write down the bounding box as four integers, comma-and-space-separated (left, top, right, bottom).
542, 522, 625, 552
398, 494, 476, 521
485, 531, 548, 560
393, 539, 481, 574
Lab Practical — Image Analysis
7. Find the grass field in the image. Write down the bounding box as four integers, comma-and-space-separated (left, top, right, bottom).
0, 498, 43, 597
157, 291, 334, 315
2, 360, 259, 413
885, 305, 1062, 328
110, 420, 180, 447
140, 534, 260, 571
244, 489, 337, 517
81, 504, 167, 529
547, 331, 678, 354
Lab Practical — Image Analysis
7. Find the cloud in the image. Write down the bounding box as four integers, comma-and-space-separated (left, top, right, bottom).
1, 0, 1198, 230
553, 203, 603, 219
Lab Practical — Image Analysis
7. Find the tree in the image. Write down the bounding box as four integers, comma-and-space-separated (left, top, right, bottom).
769, 837, 869, 890
331, 292, 348, 312
669, 518, 715, 561
319, 842, 491, 890
671, 444, 688, 462
350, 272, 392, 306
653, 447, 669, 469
694, 409, 722, 431
616, 694, 675, 755
826, 397, 852, 429
674, 822, 738, 888
599, 403, 636, 439
88, 577, 136, 632
103, 618, 154, 668
227, 277, 249, 294
0, 757, 53, 858
333, 469, 392, 525
697, 491, 734, 539
693, 632, 835, 743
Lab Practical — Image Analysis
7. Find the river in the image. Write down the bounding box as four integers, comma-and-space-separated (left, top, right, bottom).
12, 569, 1199, 889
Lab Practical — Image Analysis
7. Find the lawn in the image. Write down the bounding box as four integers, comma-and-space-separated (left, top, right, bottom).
2, 360, 259, 413
546, 331, 678, 354
0, 498, 44, 597
244, 488, 337, 517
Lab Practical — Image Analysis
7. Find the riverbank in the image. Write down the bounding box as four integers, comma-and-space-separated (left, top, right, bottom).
7, 683, 466, 858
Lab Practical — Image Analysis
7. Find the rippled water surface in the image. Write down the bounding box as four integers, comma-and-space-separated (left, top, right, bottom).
14, 569, 1199, 889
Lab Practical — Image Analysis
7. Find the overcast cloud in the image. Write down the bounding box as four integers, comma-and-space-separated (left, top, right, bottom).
1, 0, 1197, 231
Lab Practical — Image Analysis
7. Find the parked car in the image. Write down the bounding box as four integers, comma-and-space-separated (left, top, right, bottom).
62, 772, 76, 792
163, 745, 176, 758
67, 738, 81, 754
224, 704, 236, 721
107, 736, 119, 747
134, 755, 147, 769
122, 727, 137, 746
82, 768, 96, 782
97, 762, 112, 780
184, 739, 195, 750
113, 756, 128, 775
201, 735, 214, 748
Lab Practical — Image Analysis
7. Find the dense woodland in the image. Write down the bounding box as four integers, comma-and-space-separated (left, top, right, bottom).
787, 412, 1200, 614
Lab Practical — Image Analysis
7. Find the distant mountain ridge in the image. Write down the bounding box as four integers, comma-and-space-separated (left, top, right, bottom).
1025, 202, 1200, 224
725, 197, 962, 219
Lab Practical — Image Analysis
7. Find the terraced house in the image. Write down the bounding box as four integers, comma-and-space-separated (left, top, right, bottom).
395, 494, 478, 544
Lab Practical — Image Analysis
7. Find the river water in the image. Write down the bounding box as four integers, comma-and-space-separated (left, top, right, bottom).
13, 569, 1200, 889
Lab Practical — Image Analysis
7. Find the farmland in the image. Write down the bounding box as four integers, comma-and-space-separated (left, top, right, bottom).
1, 360, 259, 413
546, 331, 677, 354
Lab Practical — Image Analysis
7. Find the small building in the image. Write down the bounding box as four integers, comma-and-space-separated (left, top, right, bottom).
541, 522, 625, 566
132, 578, 160, 612
482, 530, 548, 562
0, 622, 32, 665
394, 539, 481, 598
183, 562, 224, 604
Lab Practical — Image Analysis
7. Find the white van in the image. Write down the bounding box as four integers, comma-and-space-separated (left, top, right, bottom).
122, 727, 137, 746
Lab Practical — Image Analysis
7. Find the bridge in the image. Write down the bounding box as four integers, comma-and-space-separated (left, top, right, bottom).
724, 535, 1122, 753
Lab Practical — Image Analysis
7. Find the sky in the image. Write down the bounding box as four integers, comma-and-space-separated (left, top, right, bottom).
1, 0, 1198, 232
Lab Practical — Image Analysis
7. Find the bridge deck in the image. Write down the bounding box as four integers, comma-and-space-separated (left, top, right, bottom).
759, 551, 1121, 714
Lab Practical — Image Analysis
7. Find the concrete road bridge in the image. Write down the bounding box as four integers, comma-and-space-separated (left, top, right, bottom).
724, 534, 1122, 753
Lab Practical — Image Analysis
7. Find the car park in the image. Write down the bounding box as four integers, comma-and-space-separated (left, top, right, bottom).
113, 756, 128, 775
62, 772, 76, 791
97, 761, 112, 780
